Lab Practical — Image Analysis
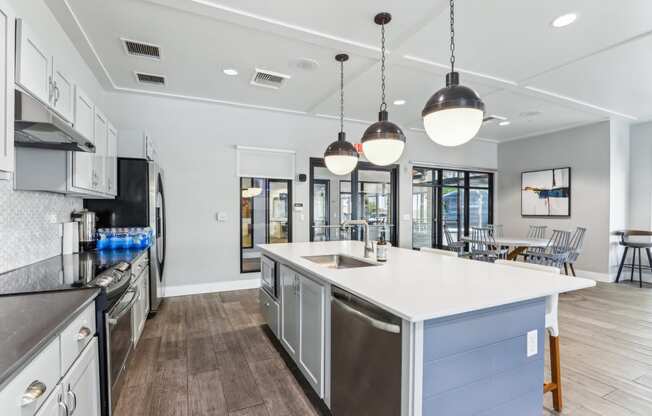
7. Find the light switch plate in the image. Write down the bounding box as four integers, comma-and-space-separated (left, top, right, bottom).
527, 330, 538, 357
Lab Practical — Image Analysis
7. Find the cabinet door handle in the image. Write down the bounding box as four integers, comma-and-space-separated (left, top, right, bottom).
54, 83, 60, 105
58, 393, 70, 416
67, 386, 77, 415
48, 76, 54, 102
76, 326, 92, 341
21, 380, 47, 406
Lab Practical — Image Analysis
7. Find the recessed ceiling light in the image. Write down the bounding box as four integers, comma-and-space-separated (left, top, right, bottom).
498, 120, 511, 127
223, 68, 238, 76
551, 13, 577, 28
393, 99, 406, 106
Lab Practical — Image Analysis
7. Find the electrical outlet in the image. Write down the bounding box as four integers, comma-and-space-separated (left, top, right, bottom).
527, 330, 538, 357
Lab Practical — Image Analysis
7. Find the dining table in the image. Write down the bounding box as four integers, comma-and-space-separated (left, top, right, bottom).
460, 235, 549, 260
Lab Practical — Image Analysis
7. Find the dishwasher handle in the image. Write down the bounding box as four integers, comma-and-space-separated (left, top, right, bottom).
332, 296, 401, 334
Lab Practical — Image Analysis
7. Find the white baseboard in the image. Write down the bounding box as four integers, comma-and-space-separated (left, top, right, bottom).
574, 268, 611, 282
164, 278, 261, 297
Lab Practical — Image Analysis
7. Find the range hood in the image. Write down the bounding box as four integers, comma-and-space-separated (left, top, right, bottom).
14, 89, 95, 152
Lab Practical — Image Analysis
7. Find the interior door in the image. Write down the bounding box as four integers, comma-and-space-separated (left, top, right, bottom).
267, 179, 291, 244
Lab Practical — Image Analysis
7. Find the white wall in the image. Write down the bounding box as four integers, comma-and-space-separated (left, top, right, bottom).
609, 119, 631, 277
496, 122, 611, 277
103, 91, 497, 292
629, 121, 652, 230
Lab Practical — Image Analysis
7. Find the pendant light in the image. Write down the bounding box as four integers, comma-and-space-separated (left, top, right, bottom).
361, 12, 406, 166
422, 0, 485, 147
324, 54, 359, 176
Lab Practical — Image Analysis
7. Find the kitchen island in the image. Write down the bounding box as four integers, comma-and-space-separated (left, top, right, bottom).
259, 241, 595, 416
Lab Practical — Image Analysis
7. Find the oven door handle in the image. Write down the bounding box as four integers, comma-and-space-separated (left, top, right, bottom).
108, 288, 139, 326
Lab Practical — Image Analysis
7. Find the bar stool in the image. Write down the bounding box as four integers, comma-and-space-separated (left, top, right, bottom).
615, 230, 652, 288
495, 260, 563, 411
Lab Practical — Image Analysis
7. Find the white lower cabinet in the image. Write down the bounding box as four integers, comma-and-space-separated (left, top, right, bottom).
280, 265, 299, 358
132, 268, 149, 346
279, 264, 325, 397
298, 275, 325, 395
0, 303, 100, 416
34, 384, 64, 416
61, 338, 101, 416
0, 337, 60, 415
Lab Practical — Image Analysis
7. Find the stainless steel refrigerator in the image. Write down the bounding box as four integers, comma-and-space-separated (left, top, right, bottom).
85, 158, 167, 315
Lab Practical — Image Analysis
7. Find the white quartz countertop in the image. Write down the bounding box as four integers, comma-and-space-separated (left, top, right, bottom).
258, 241, 595, 322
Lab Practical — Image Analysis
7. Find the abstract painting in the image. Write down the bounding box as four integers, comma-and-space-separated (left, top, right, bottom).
521, 168, 571, 217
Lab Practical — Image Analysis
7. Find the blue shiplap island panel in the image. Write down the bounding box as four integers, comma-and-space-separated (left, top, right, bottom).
421, 298, 545, 416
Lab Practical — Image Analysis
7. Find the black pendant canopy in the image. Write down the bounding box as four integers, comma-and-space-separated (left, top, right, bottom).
361, 12, 406, 166
324, 54, 359, 176
422, 72, 485, 115
421, 0, 485, 146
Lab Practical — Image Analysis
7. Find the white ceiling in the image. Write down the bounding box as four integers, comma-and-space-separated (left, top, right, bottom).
46, 0, 652, 142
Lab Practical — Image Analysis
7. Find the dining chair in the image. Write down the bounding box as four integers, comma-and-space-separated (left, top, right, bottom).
521, 225, 548, 260
469, 226, 507, 262
420, 247, 457, 257
487, 224, 504, 238
527, 230, 572, 272
565, 227, 587, 277
443, 223, 466, 255
494, 260, 563, 411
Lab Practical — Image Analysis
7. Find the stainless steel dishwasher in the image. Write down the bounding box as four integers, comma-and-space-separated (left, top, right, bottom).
331, 286, 402, 416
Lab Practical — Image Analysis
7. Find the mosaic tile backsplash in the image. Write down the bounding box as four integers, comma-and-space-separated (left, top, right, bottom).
0, 174, 82, 273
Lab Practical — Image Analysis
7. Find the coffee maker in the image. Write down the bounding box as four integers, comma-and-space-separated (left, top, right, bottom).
72, 209, 97, 251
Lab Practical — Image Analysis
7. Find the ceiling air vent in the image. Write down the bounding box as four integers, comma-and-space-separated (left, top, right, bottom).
250, 68, 291, 89
122, 38, 161, 59
136, 72, 165, 85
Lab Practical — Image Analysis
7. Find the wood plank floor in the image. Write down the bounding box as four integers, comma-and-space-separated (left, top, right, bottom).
114, 282, 652, 416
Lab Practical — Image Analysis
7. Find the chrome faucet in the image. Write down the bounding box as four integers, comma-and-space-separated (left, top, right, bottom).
342, 219, 374, 258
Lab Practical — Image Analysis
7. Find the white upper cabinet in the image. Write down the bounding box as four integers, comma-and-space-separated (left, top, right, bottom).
50, 58, 74, 123
73, 86, 94, 141
71, 86, 95, 192
92, 108, 107, 192
15, 19, 50, 105
106, 122, 117, 196
0, 0, 14, 173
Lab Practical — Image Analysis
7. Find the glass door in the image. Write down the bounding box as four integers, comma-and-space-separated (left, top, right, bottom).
310, 159, 398, 246
441, 170, 465, 246
356, 167, 396, 244
240, 178, 292, 273
412, 167, 493, 249
313, 179, 330, 241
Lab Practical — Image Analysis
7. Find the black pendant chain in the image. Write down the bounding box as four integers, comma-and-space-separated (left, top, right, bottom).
380, 21, 387, 112
339, 59, 344, 134
449, 0, 456, 73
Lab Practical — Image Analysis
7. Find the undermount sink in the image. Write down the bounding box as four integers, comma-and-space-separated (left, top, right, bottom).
302, 254, 379, 269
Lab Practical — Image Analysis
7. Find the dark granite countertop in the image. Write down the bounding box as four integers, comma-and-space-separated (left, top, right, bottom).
0, 288, 100, 389
0, 249, 148, 296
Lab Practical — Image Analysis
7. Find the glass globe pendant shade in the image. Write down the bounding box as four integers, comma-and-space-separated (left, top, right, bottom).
361, 110, 406, 166
422, 71, 485, 147
324, 132, 359, 176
